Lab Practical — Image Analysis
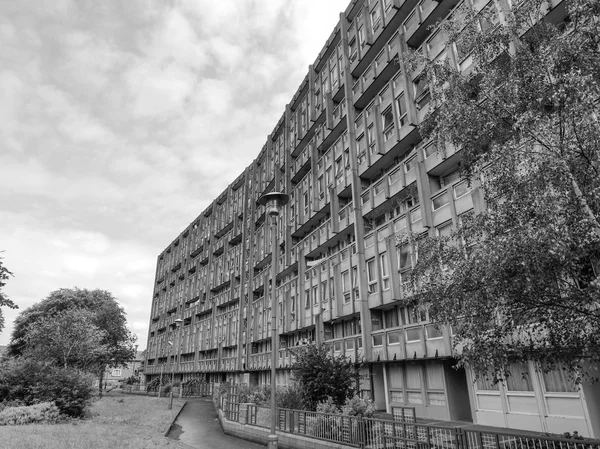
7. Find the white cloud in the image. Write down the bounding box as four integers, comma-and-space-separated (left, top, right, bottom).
0, 0, 350, 348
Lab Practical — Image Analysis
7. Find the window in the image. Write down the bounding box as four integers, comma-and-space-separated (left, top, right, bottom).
367, 259, 378, 294
312, 286, 319, 305
388, 331, 401, 344
305, 289, 310, 308
506, 363, 533, 391
453, 180, 471, 199
404, 156, 416, 172
476, 375, 499, 391
373, 334, 384, 346
112, 369, 122, 377
410, 207, 422, 223
358, 25, 365, 47
389, 167, 402, 184
380, 254, 390, 290
367, 125, 376, 154
357, 134, 366, 165
542, 367, 578, 393
384, 307, 399, 328
349, 37, 358, 62
352, 266, 359, 301
414, 73, 431, 109
371, 7, 382, 32
398, 244, 411, 270
432, 192, 449, 210
382, 107, 395, 141
342, 270, 351, 304
371, 309, 383, 331
397, 93, 408, 127
436, 221, 453, 238
405, 327, 421, 342
394, 215, 408, 233
423, 141, 436, 157
303, 192, 309, 215
426, 324, 443, 339
330, 63, 339, 91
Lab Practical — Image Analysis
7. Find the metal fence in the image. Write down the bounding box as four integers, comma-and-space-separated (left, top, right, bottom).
462, 430, 600, 449
243, 403, 600, 449
363, 419, 461, 449
247, 404, 364, 447
182, 381, 214, 397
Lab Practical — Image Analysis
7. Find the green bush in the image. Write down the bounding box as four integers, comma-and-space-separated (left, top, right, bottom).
275, 384, 304, 410
291, 344, 359, 409
0, 358, 94, 418
0, 402, 60, 425
341, 395, 376, 417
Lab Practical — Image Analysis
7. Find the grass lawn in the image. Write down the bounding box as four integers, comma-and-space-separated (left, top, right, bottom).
0, 392, 194, 449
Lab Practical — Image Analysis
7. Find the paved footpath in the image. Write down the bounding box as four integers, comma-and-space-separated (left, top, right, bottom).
168, 398, 265, 449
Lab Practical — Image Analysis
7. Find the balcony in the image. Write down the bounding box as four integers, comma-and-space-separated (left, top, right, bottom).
370, 323, 452, 362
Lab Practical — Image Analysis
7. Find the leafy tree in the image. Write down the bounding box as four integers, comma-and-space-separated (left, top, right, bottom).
408, 0, 600, 379
0, 253, 17, 335
8, 288, 136, 395
291, 344, 359, 409
23, 308, 109, 370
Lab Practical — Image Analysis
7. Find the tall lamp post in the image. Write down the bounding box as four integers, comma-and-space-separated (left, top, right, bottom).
169, 318, 183, 410
257, 191, 289, 449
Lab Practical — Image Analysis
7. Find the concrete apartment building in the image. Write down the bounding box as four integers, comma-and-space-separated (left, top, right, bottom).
144, 0, 599, 437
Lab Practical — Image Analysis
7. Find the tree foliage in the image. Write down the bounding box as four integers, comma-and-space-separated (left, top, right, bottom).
0, 358, 94, 417
408, 0, 600, 379
291, 344, 359, 409
0, 253, 17, 335
23, 308, 109, 370
7, 288, 136, 393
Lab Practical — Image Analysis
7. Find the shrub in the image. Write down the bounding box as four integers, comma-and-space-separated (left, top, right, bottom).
316, 396, 341, 414
275, 384, 304, 410
0, 402, 60, 425
341, 395, 376, 418
291, 344, 359, 409
0, 358, 94, 418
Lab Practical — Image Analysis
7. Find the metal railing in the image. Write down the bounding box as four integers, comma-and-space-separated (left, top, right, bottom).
182, 381, 214, 397
246, 405, 363, 447
462, 430, 600, 449
363, 418, 461, 449
242, 402, 600, 449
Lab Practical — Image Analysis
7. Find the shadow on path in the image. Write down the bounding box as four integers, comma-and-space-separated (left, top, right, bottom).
167, 398, 265, 449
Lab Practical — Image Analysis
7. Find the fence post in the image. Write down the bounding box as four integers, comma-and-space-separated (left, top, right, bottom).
359, 417, 365, 449
289, 410, 295, 434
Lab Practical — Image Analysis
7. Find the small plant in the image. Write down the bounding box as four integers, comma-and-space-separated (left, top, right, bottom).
341, 395, 376, 418
0, 402, 60, 425
316, 396, 340, 414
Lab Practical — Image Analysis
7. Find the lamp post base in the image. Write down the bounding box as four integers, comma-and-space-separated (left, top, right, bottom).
168, 390, 173, 410
267, 434, 278, 449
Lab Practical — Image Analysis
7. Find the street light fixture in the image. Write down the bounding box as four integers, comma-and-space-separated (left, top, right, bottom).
169, 318, 183, 410
257, 191, 289, 449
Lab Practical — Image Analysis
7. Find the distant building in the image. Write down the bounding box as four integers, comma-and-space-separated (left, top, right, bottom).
101, 351, 145, 389
144, 0, 600, 438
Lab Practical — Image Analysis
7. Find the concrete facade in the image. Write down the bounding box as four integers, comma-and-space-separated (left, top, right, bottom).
144, 0, 599, 437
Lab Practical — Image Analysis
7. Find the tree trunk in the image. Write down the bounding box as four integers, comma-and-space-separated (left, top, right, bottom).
98, 369, 104, 398
563, 160, 600, 237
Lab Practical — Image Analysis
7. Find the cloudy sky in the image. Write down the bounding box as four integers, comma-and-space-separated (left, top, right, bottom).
0, 0, 349, 348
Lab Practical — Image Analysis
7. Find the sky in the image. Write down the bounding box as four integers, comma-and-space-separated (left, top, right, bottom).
0, 0, 350, 349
